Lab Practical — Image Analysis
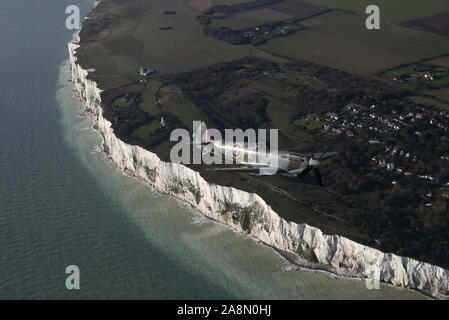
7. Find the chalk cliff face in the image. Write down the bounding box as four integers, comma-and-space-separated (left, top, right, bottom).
69, 42, 448, 299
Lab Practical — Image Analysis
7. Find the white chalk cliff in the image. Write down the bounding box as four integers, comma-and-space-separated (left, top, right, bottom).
69, 41, 448, 299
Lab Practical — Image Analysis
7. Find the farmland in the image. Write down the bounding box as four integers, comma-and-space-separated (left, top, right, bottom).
425, 88, 449, 104
409, 96, 449, 111
211, 8, 294, 30
258, 10, 449, 75
428, 56, 449, 68
139, 79, 163, 116
301, 0, 449, 23
188, 0, 213, 11
189, 0, 258, 11
76, 0, 250, 90
133, 121, 161, 139
160, 85, 205, 130
208, 0, 330, 30
132, 0, 251, 74
378, 56, 449, 109
381, 62, 449, 91
401, 12, 449, 38
212, 0, 255, 5
76, 0, 149, 90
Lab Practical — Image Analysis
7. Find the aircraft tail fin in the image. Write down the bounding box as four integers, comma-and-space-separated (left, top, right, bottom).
193, 121, 211, 145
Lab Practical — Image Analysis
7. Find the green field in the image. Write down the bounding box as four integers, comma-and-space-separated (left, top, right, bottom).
78, 0, 449, 90
409, 96, 449, 111
133, 121, 161, 139
302, 0, 449, 23
210, 12, 277, 31
160, 85, 204, 129
425, 88, 449, 103
139, 79, 163, 116
379, 59, 449, 105
165, 101, 204, 130
428, 56, 449, 68
259, 10, 449, 75
77, 0, 250, 90
132, 0, 250, 74
112, 97, 132, 108
293, 119, 324, 131
212, 0, 255, 5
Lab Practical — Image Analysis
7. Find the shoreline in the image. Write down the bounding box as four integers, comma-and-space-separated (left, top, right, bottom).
68, 2, 448, 300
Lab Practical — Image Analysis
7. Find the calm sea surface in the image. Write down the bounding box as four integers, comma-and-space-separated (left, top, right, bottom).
0, 0, 425, 299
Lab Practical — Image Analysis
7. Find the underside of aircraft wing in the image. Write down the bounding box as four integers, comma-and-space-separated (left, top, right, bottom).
312, 152, 338, 161
288, 166, 312, 176
207, 165, 281, 175
207, 167, 262, 173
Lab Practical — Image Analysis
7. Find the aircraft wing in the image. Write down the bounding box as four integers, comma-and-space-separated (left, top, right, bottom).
288, 166, 312, 176
207, 167, 262, 173
313, 152, 338, 161
293, 152, 338, 161
207, 164, 280, 175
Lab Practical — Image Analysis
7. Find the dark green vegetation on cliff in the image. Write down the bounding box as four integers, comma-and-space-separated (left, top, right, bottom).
77, 0, 449, 268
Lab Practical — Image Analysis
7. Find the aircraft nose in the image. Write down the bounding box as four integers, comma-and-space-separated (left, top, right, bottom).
309, 158, 322, 168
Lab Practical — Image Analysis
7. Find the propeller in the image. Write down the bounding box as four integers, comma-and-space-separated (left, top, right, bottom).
299, 142, 334, 186
307, 141, 315, 159
297, 166, 313, 179
314, 168, 323, 187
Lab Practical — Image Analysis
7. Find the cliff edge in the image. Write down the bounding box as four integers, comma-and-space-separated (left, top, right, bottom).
69, 41, 449, 299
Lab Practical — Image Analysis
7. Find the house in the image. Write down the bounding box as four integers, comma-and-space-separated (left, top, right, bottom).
393, 74, 410, 82
328, 112, 339, 121
122, 94, 130, 103
305, 113, 320, 121
418, 174, 436, 181
423, 73, 434, 81
140, 66, 155, 76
